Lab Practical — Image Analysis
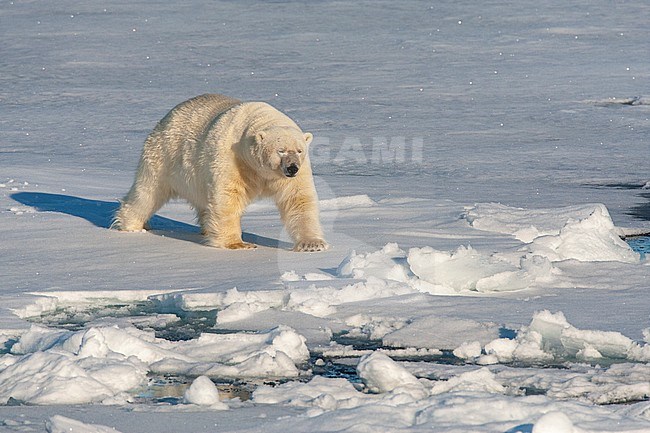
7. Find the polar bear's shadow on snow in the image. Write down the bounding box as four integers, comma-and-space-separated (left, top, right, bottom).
11, 192, 289, 249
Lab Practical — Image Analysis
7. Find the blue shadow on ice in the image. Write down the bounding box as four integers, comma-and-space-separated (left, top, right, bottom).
503, 424, 533, 433
11, 192, 194, 231
10, 192, 289, 249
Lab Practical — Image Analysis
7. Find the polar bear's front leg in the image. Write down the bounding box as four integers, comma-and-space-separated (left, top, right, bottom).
276, 186, 328, 252
201, 190, 256, 250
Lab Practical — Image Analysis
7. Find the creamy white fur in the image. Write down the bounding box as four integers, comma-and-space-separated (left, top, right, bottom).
114, 94, 327, 252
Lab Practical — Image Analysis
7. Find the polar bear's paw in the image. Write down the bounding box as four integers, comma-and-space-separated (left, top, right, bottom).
226, 241, 257, 250
293, 239, 329, 252
110, 219, 147, 232
204, 237, 257, 250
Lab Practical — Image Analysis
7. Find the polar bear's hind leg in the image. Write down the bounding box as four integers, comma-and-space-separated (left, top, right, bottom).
113, 148, 172, 231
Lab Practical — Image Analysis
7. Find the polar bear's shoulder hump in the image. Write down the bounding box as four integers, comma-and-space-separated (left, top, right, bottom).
187, 93, 242, 112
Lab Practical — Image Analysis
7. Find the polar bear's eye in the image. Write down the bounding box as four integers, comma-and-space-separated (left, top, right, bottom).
297, 149, 303, 154
278, 149, 287, 155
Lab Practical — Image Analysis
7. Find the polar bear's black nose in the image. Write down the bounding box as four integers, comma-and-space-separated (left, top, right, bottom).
286, 164, 299, 177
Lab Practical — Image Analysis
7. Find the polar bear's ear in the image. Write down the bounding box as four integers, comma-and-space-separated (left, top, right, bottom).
303, 132, 313, 146
256, 131, 266, 144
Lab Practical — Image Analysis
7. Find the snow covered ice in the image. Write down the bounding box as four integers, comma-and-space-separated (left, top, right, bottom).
183, 376, 228, 409
2, 0, 650, 432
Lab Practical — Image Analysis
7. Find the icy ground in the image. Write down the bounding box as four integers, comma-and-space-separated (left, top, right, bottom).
1, 0, 650, 432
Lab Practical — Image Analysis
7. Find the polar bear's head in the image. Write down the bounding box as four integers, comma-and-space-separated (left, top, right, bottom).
254, 127, 313, 178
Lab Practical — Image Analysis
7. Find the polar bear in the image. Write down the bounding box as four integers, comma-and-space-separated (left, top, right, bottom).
113, 94, 328, 252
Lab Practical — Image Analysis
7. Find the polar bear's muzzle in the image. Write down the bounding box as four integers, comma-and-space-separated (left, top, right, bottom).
284, 163, 299, 177
281, 154, 301, 178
